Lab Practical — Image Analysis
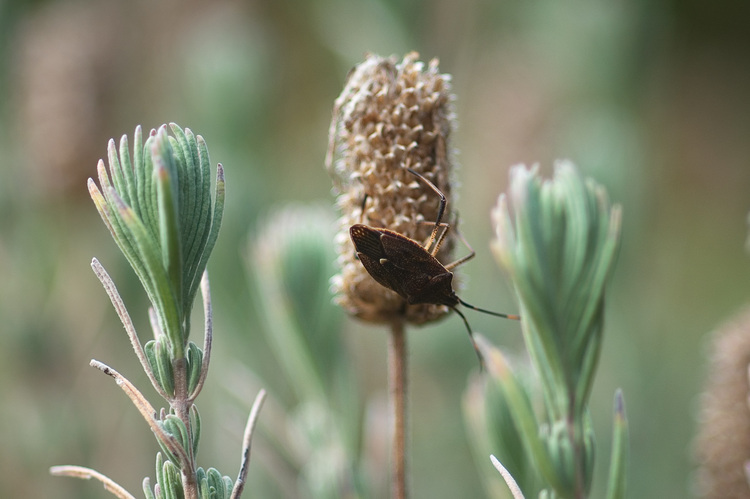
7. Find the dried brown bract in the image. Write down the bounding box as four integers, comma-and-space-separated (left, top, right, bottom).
327, 52, 457, 325
695, 307, 750, 498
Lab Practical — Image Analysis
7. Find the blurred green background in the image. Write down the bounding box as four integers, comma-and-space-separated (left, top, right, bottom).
1, 0, 749, 497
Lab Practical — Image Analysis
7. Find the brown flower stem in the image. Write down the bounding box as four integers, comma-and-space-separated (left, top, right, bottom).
388, 319, 408, 499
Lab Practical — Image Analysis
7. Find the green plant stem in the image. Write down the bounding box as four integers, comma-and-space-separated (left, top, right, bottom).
388, 319, 408, 499
567, 412, 585, 499
172, 356, 198, 499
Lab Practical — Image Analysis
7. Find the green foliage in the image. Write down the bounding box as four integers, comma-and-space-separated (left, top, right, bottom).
145, 338, 176, 396
89, 124, 225, 358
186, 342, 204, 396
196, 467, 234, 499
493, 162, 621, 422
477, 162, 626, 498
605, 391, 628, 499
464, 368, 544, 498
248, 205, 369, 498
53, 124, 264, 499
250, 205, 345, 403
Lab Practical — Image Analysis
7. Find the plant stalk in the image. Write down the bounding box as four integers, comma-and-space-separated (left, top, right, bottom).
173, 356, 198, 499
49, 466, 136, 499
388, 319, 408, 499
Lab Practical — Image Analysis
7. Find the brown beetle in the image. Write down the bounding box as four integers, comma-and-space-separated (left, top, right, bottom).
350, 168, 519, 365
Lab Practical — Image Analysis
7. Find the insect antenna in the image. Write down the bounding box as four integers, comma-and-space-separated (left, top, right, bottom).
452, 300, 521, 369
450, 306, 485, 368
457, 297, 521, 321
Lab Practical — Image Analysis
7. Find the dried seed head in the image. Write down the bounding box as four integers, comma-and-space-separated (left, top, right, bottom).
327, 52, 457, 325
695, 307, 750, 498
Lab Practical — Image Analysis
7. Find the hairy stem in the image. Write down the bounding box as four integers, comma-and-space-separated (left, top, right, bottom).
172, 356, 198, 499
231, 389, 267, 499
89, 360, 190, 465
91, 258, 168, 400
388, 320, 408, 499
189, 271, 213, 402
489, 456, 525, 499
50, 465, 136, 499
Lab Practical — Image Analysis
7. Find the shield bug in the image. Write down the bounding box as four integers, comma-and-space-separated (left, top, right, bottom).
350, 168, 519, 365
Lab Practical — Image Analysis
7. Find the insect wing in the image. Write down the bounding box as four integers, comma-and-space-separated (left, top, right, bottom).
378, 230, 445, 272
378, 231, 454, 305
350, 225, 409, 297
350, 224, 384, 258
350, 225, 457, 306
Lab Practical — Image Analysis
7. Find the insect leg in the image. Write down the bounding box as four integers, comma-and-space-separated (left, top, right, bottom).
447, 221, 521, 321
430, 219, 452, 256
416, 220, 450, 251
406, 168, 446, 255
444, 222, 475, 270
358, 192, 370, 224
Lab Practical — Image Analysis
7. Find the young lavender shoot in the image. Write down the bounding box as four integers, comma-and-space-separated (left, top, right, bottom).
486, 162, 625, 499
51, 124, 266, 499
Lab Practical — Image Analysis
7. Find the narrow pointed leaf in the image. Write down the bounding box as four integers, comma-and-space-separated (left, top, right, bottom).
155, 157, 183, 323
112, 190, 182, 356
605, 390, 628, 499
187, 164, 224, 304
476, 336, 563, 492
118, 132, 137, 205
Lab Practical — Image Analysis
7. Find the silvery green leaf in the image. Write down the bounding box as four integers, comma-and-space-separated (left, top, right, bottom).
89, 124, 225, 359
605, 390, 628, 499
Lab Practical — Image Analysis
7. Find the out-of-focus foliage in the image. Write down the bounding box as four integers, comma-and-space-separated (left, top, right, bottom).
484, 163, 622, 498
1, 0, 749, 497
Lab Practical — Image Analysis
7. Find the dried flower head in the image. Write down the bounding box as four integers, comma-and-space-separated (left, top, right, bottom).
695, 307, 750, 499
326, 52, 457, 325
